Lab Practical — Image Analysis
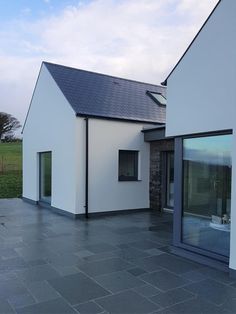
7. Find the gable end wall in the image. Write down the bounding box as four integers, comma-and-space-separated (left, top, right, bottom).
23, 64, 78, 214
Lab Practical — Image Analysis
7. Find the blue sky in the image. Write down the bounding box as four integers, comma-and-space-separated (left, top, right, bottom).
0, 0, 218, 129
184, 135, 233, 166
0, 0, 90, 21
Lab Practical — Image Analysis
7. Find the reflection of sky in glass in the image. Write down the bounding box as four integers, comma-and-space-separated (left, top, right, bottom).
183, 135, 232, 166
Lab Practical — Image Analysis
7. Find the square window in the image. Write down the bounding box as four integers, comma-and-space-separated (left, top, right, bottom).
118, 150, 138, 181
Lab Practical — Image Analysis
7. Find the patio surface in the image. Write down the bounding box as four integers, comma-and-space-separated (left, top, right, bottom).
0, 199, 235, 314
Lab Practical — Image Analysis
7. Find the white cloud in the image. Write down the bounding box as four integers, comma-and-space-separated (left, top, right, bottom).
0, 0, 218, 129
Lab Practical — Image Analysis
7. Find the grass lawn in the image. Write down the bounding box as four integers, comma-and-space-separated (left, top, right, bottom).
0, 142, 22, 198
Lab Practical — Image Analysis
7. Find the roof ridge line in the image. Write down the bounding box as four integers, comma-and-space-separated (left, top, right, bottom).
43, 61, 165, 89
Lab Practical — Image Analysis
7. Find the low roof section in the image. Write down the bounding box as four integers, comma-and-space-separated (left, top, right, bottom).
44, 62, 166, 124
142, 125, 174, 142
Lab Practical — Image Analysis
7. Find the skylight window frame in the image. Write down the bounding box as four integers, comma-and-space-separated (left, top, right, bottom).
146, 91, 167, 106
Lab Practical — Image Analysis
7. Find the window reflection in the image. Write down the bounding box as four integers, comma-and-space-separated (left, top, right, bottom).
182, 134, 232, 257
40, 152, 52, 203
166, 152, 174, 208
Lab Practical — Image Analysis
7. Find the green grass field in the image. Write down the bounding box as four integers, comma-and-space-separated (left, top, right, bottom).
0, 142, 22, 198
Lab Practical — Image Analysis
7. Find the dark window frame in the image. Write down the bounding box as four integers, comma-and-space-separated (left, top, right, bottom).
173, 129, 232, 264
39, 151, 52, 204
146, 91, 167, 106
118, 150, 139, 181
164, 151, 174, 209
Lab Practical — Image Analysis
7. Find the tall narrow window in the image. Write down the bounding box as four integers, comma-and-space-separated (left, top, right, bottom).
182, 134, 232, 257
119, 150, 138, 181
40, 152, 52, 203
166, 152, 174, 208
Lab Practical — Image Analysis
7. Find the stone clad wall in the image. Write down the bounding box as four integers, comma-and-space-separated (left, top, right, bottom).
150, 139, 174, 210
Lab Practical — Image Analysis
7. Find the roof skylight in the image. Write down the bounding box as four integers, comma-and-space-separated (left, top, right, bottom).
147, 91, 167, 106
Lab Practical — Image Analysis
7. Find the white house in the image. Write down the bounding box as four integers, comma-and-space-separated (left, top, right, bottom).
23, 0, 236, 275
158, 0, 236, 275
22, 62, 166, 218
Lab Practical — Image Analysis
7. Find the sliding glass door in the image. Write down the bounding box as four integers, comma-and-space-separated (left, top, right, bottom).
182, 134, 232, 257
39, 152, 52, 204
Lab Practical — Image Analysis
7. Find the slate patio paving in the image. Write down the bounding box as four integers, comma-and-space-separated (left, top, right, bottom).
0, 199, 235, 313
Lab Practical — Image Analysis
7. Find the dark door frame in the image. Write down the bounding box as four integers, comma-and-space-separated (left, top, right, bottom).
173, 130, 232, 264
39, 151, 52, 205
161, 151, 174, 211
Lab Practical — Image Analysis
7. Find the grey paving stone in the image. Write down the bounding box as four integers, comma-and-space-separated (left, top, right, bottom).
134, 284, 162, 297
221, 298, 236, 313
181, 269, 207, 282
53, 265, 80, 276
82, 251, 118, 263
198, 266, 235, 285
129, 240, 164, 250
1, 199, 232, 314
74, 301, 104, 314
0, 256, 28, 272
113, 247, 150, 261
0, 300, 15, 314
111, 226, 144, 235
15, 247, 56, 262
140, 270, 190, 291
0, 279, 28, 299
133, 256, 164, 272
145, 248, 164, 256
152, 310, 173, 314
0, 271, 18, 282
230, 281, 236, 288
127, 267, 147, 276
46, 252, 80, 267
16, 298, 77, 314
84, 243, 117, 254
94, 271, 145, 293
7, 293, 36, 309
149, 253, 200, 274
75, 249, 95, 258
150, 288, 195, 308
16, 264, 60, 282
117, 243, 130, 249
96, 290, 160, 314
0, 248, 19, 259
165, 297, 226, 314
28, 259, 48, 267
184, 279, 236, 306
77, 257, 133, 277
48, 272, 110, 305
26, 280, 60, 302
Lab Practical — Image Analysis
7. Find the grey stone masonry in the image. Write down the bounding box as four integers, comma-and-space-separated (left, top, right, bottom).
150, 139, 174, 211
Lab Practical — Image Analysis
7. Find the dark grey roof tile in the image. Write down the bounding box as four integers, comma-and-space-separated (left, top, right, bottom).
44, 62, 166, 124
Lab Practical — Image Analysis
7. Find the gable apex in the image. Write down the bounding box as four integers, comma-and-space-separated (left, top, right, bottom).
162, 0, 222, 86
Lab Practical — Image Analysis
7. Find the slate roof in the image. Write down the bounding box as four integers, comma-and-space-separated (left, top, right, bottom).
44, 62, 166, 124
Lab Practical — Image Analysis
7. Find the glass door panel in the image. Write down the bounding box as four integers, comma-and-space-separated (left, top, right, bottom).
166, 152, 174, 208
40, 152, 52, 204
182, 134, 232, 257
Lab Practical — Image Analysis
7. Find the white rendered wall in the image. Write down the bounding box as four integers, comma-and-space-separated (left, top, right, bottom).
23, 64, 152, 215
166, 0, 236, 137
23, 64, 78, 214
165, 0, 236, 270
76, 118, 151, 213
